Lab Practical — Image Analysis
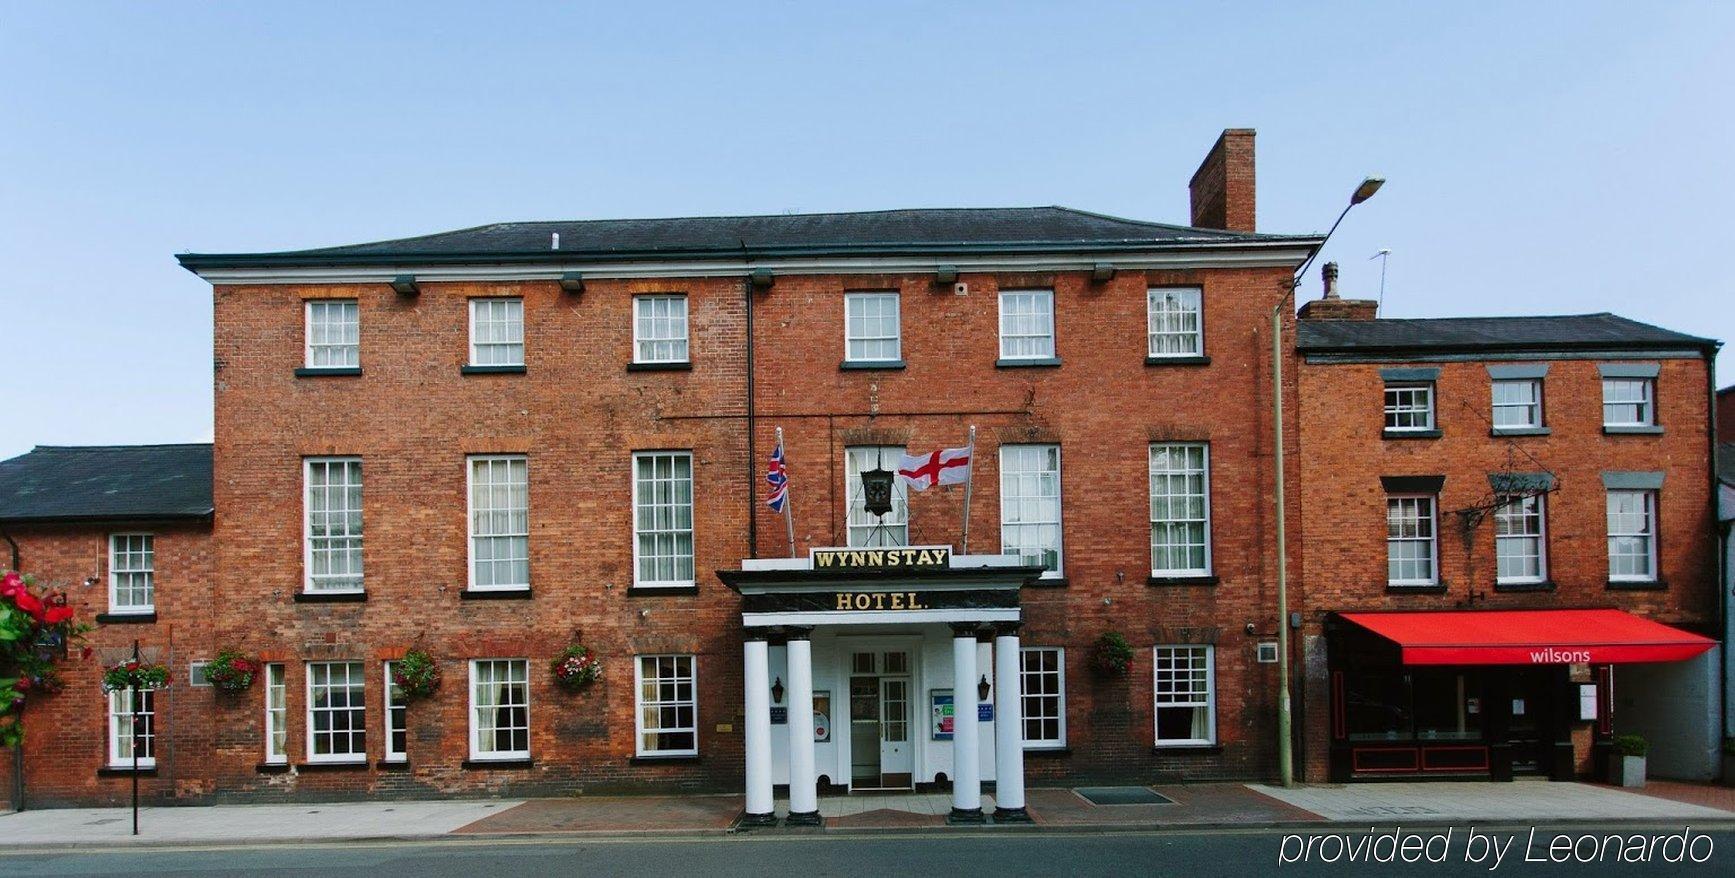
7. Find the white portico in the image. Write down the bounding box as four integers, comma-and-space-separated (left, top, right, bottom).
719, 546, 1042, 826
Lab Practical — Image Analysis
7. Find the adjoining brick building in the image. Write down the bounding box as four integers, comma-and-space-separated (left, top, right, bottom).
0, 129, 1723, 812
1293, 271, 1724, 783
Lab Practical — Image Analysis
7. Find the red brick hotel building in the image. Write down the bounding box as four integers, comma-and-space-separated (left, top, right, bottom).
0, 130, 1721, 813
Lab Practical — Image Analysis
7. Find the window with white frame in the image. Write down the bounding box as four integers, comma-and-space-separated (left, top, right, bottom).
632, 451, 694, 588
1384, 384, 1435, 431
844, 292, 901, 363
468, 659, 529, 760
468, 455, 529, 590
263, 663, 287, 764
305, 458, 363, 592
634, 295, 690, 364
108, 533, 154, 614
306, 661, 366, 762
1601, 379, 1654, 427
1153, 645, 1215, 746
998, 289, 1055, 360
469, 298, 524, 367
305, 299, 360, 369
1018, 647, 1065, 748
845, 446, 908, 547
384, 661, 407, 763
1149, 443, 1211, 575
1386, 495, 1438, 585
1494, 494, 1547, 584
107, 688, 156, 768
1147, 288, 1203, 357
1491, 379, 1542, 429
1000, 445, 1062, 574
1606, 490, 1657, 581
635, 655, 697, 756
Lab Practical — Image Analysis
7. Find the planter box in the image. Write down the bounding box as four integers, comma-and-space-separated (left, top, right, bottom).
1608, 754, 1646, 788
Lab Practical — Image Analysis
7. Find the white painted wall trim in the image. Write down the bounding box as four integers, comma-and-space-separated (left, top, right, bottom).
743, 608, 1020, 627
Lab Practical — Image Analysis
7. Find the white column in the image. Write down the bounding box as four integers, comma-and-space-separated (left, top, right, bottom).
992, 626, 1030, 821
742, 635, 775, 825
949, 624, 984, 822
784, 631, 821, 825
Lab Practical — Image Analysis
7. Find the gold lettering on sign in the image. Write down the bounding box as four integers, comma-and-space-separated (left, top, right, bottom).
810, 546, 950, 570
830, 591, 929, 611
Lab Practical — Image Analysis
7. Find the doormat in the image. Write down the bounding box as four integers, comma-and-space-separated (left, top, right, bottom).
1075, 786, 1175, 806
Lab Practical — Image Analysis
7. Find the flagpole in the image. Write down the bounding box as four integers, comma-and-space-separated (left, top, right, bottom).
960, 425, 976, 554
777, 427, 796, 558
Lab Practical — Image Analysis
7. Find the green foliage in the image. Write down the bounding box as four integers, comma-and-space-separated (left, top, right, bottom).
206, 648, 261, 694
1091, 631, 1135, 677
1612, 733, 1649, 757
550, 645, 602, 691
0, 571, 89, 748
391, 649, 441, 701
102, 660, 169, 693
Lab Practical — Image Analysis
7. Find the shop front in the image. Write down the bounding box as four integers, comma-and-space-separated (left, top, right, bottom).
1326, 609, 1716, 782
719, 546, 1045, 826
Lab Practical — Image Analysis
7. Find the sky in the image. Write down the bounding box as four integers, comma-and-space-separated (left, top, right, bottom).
3, 2, 1732, 458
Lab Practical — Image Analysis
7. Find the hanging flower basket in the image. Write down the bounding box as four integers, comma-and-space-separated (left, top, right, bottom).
205, 648, 261, 694
1091, 631, 1135, 678
550, 645, 602, 692
1, 571, 90, 746
102, 660, 169, 693
392, 649, 441, 701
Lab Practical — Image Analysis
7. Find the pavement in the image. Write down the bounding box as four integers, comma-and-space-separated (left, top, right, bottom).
0, 781, 1730, 849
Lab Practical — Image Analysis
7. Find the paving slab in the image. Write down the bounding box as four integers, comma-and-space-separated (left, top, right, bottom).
1028, 783, 1323, 827
1250, 780, 1735, 823
0, 799, 520, 847
454, 794, 741, 834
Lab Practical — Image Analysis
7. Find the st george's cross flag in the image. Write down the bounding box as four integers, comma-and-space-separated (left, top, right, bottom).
765, 438, 789, 512
896, 446, 971, 491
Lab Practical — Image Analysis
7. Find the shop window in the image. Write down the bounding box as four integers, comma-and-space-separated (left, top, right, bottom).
1343, 669, 1483, 742
469, 659, 529, 760
1152, 645, 1214, 746
1019, 647, 1065, 748
635, 654, 697, 756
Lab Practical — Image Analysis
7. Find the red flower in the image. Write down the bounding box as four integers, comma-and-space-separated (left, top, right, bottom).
14, 677, 30, 692
81, 646, 94, 660
0, 572, 22, 598
13, 590, 43, 620
125, 661, 139, 671
43, 605, 74, 624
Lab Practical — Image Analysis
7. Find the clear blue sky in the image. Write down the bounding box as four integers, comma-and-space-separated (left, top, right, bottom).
4, 2, 1731, 458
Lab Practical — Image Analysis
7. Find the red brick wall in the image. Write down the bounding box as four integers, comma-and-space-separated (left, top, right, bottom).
3, 522, 214, 808
1295, 355, 1718, 780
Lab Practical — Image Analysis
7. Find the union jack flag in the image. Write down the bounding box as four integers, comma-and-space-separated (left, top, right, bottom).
765, 439, 789, 512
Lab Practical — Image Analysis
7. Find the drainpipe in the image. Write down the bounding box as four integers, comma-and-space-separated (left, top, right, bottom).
745, 275, 758, 559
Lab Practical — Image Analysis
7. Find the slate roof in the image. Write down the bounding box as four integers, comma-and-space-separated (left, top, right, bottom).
176, 206, 1319, 269
0, 444, 213, 524
1296, 313, 1718, 355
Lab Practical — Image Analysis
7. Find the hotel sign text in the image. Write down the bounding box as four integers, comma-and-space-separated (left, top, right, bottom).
811, 546, 951, 570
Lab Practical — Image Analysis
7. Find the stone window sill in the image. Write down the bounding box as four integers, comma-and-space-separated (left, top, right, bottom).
996, 357, 1061, 369
1603, 425, 1663, 435
1152, 744, 1223, 755
1023, 746, 1072, 757
1025, 576, 1069, 589
1386, 583, 1448, 594
1607, 579, 1667, 591
460, 364, 526, 375
1383, 429, 1442, 440
630, 754, 702, 765
627, 585, 699, 596
98, 766, 157, 777
1493, 580, 1556, 593
95, 612, 157, 624
294, 367, 362, 378
462, 758, 533, 770
1490, 427, 1550, 437
1145, 355, 1211, 367
255, 762, 291, 774
627, 361, 693, 372
839, 359, 906, 371
1148, 574, 1218, 587
296, 761, 369, 772
461, 588, 533, 600
294, 591, 366, 604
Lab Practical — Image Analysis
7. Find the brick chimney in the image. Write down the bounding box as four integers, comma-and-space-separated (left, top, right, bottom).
1189, 129, 1256, 232
1298, 262, 1379, 320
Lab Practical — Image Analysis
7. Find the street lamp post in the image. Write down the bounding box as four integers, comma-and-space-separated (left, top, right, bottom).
1274, 176, 1383, 788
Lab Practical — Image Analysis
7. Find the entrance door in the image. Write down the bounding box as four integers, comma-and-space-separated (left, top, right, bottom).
847, 650, 915, 790
1507, 668, 1556, 775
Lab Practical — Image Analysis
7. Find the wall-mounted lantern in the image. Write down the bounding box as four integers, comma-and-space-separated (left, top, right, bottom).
771, 676, 785, 705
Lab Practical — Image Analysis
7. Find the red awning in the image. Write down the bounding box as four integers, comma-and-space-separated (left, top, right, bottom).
1338, 609, 1716, 666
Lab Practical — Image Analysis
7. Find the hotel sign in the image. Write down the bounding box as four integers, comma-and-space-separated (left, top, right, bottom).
810, 546, 951, 570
